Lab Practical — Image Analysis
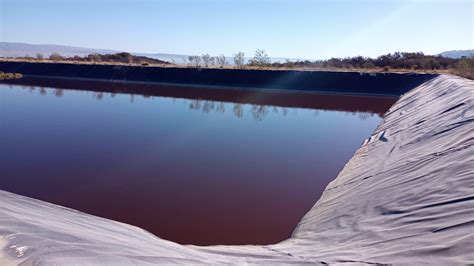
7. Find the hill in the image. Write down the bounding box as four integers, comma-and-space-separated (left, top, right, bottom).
0, 42, 118, 57
439, 49, 474, 59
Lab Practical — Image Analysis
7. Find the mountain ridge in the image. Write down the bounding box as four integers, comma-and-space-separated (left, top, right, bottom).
438, 49, 474, 59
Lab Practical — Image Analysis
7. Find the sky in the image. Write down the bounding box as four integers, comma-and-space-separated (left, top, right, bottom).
0, 0, 472, 59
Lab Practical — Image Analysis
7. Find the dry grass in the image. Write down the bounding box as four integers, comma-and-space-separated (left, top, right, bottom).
0, 71, 22, 80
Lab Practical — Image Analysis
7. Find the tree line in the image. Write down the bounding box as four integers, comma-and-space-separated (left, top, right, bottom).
189, 50, 472, 79
187, 51, 248, 68
273, 52, 471, 71
31, 52, 168, 65
186, 50, 271, 68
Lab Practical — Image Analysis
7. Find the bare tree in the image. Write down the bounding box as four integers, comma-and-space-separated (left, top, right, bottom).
233, 52, 245, 68
233, 103, 244, 118
203, 101, 215, 113
202, 54, 211, 67
251, 105, 268, 120
188, 55, 201, 67
189, 99, 201, 110
194, 56, 202, 67
216, 54, 227, 68
54, 89, 64, 97
36, 53, 44, 61
216, 102, 225, 113
209, 56, 215, 66
94, 92, 104, 100
250, 49, 270, 67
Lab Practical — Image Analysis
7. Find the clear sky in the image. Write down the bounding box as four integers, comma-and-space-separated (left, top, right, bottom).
1, 0, 472, 59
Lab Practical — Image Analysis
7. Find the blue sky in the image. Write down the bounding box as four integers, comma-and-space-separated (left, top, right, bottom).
1, 0, 472, 59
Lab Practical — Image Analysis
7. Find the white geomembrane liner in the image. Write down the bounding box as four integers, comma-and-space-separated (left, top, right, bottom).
1, 74, 473, 265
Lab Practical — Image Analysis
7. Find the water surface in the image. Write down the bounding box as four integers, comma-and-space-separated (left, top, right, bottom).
0, 80, 394, 245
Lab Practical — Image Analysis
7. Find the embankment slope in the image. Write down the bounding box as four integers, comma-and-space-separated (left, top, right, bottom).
0, 75, 472, 264
0, 61, 434, 96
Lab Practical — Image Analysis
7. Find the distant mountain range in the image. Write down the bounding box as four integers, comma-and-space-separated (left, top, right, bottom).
0, 42, 188, 63
0, 42, 302, 64
1, 42, 472, 63
0, 42, 118, 58
438, 50, 474, 59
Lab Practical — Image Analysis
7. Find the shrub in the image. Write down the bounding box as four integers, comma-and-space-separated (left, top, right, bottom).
453, 58, 474, 79
49, 52, 64, 61
249, 49, 270, 67
0, 72, 23, 80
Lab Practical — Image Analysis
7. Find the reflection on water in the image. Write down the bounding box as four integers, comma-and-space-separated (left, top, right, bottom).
11, 84, 378, 121
2, 76, 396, 115
0, 81, 391, 245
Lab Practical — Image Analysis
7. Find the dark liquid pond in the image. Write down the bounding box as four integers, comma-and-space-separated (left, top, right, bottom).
0, 79, 395, 245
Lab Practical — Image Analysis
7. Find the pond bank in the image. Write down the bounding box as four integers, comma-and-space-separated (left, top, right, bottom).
0, 61, 435, 96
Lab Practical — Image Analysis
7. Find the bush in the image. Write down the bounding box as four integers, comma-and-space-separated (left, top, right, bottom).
49, 52, 64, 61
453, 58, 474, 79
0, 72, 23, 80
87, 53, 102, 62
249, 49, 270, 67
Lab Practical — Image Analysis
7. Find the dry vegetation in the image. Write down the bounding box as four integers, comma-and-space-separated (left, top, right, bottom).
0, 71, 22, 80
269, 52, 474, 79
4, 52, 169, 66
195, 51, 473, 79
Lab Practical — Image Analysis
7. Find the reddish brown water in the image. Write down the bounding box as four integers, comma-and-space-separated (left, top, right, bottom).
0, 80, 395, 245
